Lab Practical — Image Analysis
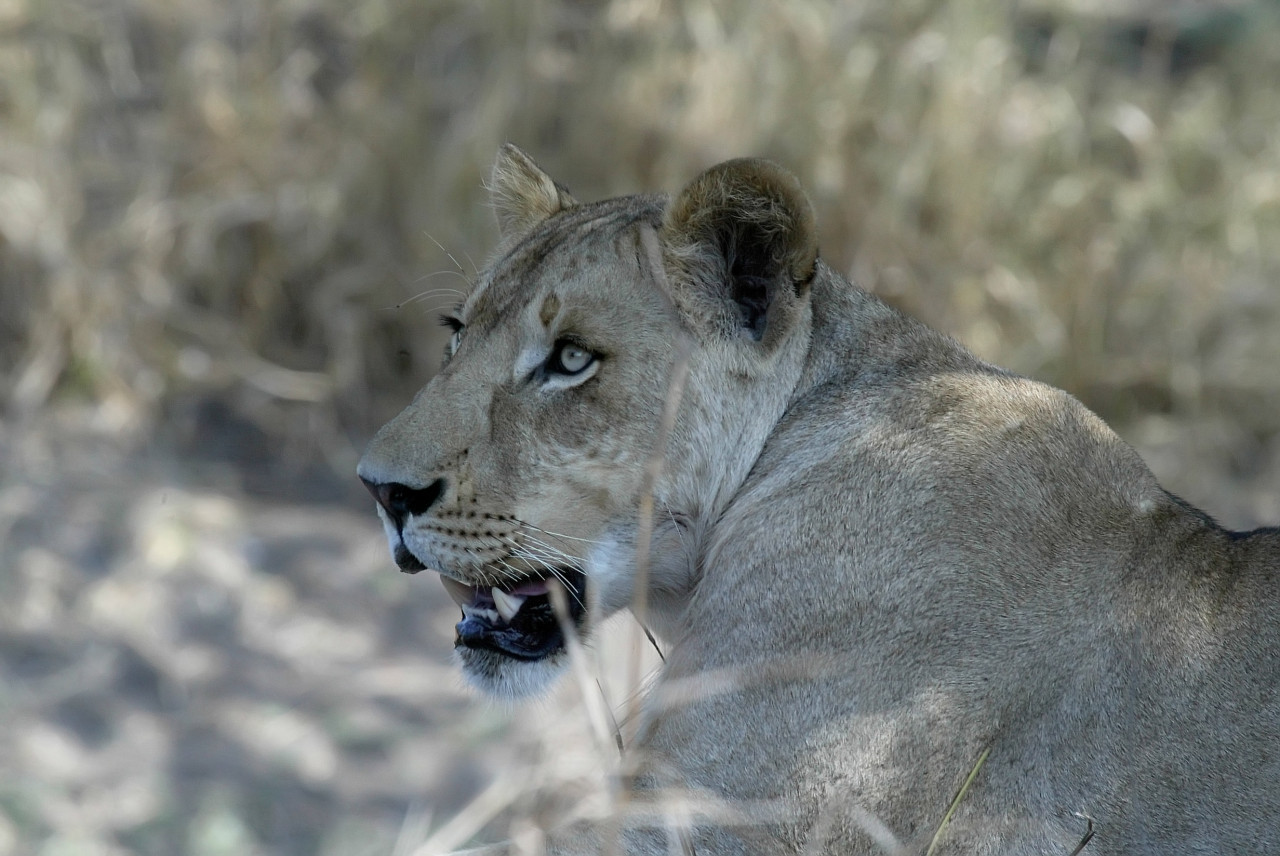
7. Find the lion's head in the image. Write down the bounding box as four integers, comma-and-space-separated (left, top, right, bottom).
357, 145, 818, 696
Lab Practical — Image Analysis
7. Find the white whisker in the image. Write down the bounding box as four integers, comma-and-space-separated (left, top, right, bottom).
396, 279, 469, 305
499, 537, 587, 610
493, 556, 530, 583
424, 231, 476, 285
512, 517, 604, 547
512, 534, 577, 566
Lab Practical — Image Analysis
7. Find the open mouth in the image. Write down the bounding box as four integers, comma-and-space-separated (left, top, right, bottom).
439, 569, 587, 661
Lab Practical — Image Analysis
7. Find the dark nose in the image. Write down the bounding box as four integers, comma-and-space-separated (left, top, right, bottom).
360, 477, 446, 527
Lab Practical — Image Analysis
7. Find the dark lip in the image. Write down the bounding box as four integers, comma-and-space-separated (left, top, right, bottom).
393, 543, 426, 573
453, 568, 588, 661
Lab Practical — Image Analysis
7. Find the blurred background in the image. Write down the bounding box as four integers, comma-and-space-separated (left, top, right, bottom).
1, 0, 1278, 853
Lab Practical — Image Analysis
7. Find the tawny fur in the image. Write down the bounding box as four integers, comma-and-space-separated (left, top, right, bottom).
359, 146, 1280, 855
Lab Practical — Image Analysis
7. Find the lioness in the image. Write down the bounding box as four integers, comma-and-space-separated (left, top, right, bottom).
358, 145, 1280, 854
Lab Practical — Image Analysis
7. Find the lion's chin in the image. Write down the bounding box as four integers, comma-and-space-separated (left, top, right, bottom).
454, 646, 571, 699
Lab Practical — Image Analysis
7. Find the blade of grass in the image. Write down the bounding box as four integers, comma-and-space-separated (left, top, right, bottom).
925, 746, 991, 856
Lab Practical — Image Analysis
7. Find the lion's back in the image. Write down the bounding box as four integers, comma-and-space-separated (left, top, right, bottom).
671, 345, 1280, 854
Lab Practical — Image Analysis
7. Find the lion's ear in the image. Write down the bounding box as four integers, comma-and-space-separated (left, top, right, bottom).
662, 158, 817, 349
490, 144, 578, 240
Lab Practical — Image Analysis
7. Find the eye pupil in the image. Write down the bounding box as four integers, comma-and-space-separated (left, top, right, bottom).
555, 342, 593, 374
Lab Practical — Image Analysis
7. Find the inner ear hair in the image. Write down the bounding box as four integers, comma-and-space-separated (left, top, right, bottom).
663, 158, 818, 343
726, 252, 772, 340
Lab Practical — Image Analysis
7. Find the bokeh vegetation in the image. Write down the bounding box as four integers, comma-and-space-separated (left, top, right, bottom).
2, 0, 1279, 853
4, 0, 1279, 486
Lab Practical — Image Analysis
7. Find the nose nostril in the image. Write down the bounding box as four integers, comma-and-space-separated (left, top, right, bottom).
398, 478, 445, 517
361, 476, 446, 522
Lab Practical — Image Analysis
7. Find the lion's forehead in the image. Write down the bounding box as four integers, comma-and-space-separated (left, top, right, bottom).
464, 197, 664, 331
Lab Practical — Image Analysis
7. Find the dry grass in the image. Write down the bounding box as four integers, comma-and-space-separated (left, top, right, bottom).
4, 0, 1279, 460
2, 0, 1279, 853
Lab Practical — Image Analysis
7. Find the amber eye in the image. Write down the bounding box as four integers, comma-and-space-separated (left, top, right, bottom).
549, 341, 594, 375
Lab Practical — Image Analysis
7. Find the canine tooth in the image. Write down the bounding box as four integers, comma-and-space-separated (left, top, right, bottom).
492, 587, 526, 622
440, 576, 477, 608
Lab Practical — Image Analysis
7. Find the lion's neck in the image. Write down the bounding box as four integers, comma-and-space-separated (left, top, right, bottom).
794, 265, 985, 403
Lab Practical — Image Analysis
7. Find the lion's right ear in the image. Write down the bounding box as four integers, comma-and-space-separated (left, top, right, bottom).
490, 144, 578, 240
662, 158, 817, 352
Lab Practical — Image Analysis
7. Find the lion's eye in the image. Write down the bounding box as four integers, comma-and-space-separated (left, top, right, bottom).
439, 314, 465, 357
549, 341, 595, 375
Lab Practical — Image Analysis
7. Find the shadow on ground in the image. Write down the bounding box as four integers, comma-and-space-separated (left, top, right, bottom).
0, 406, 526, 856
